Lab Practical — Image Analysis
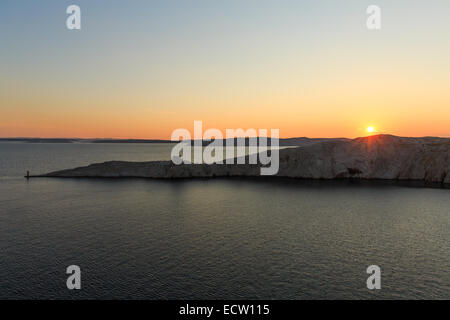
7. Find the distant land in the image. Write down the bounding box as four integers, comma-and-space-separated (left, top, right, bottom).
36, 135, 450, 186
0, 137, 351, 146
0, 138, 175, 143
0, 137, 346, 145
1, 136, 447, 146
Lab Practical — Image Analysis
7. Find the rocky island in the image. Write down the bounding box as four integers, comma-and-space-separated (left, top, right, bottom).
38, 135, 450, 185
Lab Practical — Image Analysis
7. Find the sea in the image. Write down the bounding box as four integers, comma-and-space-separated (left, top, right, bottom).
0, 142, 449, 299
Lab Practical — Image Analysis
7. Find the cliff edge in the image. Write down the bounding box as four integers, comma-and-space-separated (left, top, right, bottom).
40, 135, 450, 184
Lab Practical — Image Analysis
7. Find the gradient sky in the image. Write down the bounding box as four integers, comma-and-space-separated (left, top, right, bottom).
1, 0, 449, 139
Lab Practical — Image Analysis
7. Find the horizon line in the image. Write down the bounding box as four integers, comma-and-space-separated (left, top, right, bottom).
1, 134, 450, 141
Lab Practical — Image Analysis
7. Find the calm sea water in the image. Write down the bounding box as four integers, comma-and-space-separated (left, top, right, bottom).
0, 142, 449, 299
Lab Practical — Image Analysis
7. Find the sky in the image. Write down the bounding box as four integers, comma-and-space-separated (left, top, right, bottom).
1, 0, 449, 139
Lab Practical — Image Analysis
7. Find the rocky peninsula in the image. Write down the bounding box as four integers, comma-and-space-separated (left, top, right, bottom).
38, 135, 450, 185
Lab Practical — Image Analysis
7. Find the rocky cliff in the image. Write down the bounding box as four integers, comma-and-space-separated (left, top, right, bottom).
41, 135, 450, 184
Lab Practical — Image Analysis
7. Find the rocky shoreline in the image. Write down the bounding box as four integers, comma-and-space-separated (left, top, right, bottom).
37, 135, 450, 185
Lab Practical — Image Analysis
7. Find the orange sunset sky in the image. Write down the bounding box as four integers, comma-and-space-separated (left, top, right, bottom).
1, 1, 449, 139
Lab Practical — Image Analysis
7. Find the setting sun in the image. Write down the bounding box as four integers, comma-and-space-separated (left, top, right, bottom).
367, 126, 375, 133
